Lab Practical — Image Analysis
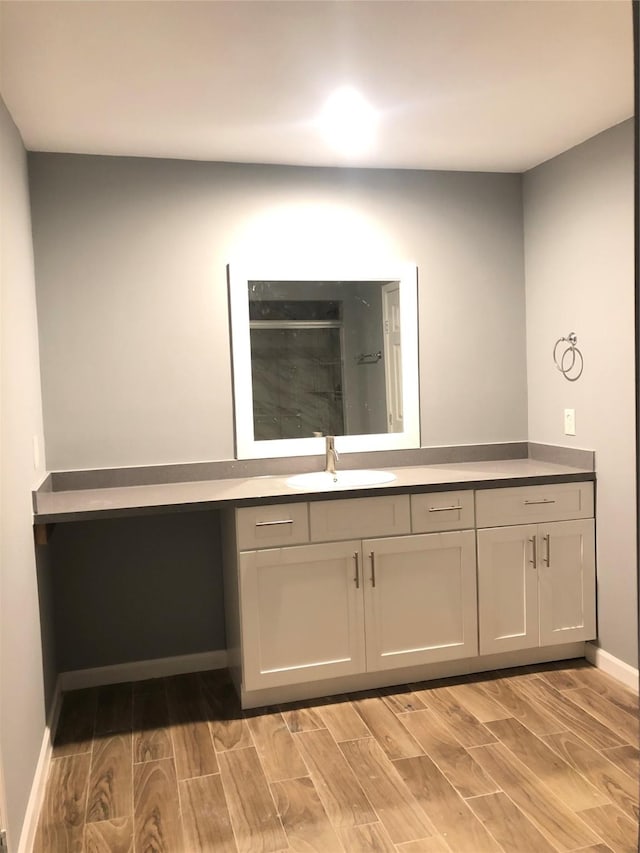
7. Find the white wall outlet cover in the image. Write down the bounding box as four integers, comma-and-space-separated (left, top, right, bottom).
564, 408, 576, 436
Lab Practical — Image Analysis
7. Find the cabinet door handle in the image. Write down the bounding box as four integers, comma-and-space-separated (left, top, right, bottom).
255, 519, 294, 527
529, 536, 537, 568
370, 552, 376, 588
544, 534, 550, 567
428, 505, 462, 513
353, 552, 360, 588
523, 499, 556, 506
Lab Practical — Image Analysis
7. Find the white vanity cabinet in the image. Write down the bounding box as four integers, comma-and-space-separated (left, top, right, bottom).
476, 483, 596, 655
223, 479, 596, 707
226, 492, 477, 696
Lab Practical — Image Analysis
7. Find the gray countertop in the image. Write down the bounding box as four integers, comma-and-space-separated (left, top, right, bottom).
33, 459, 595, 524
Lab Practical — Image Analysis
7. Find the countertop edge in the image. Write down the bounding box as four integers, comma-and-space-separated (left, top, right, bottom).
33, 468, 596, 525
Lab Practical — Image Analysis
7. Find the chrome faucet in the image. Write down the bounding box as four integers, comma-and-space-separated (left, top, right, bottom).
325, 435, 339, 476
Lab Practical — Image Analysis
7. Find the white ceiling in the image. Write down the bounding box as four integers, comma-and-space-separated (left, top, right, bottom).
0, 0, 634, 172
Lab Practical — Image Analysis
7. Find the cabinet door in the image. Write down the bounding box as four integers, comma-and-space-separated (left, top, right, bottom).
239, 541, 365, 691
477, 525, 538, 655
363, 531, 478, 672
538, 519, 596, 646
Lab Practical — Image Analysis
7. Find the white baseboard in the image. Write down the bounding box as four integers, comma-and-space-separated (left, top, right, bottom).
17, 682, 63, 853
585, 642, 639, 693
58, 649, 228, 692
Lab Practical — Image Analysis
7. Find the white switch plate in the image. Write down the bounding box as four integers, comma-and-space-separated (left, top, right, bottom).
564, 408, 576, 436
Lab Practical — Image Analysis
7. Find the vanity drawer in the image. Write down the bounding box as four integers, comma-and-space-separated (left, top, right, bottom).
309, 494, 411, 542
475, 482, 594, 527
411, 490, 475, 533
236, 503, 309, 550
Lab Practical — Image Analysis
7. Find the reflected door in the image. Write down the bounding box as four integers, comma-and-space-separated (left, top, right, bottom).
383, 282, 403, 432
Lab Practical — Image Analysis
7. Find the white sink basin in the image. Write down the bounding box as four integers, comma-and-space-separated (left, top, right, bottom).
286, 469, 397, 489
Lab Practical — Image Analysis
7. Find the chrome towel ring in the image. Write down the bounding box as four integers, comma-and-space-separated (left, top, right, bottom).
553, 332, 583, 382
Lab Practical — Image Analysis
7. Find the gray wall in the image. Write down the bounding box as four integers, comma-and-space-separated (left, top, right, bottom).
524, 119, 636, 667
28, 155, 528, 471
0, 98, 49, 849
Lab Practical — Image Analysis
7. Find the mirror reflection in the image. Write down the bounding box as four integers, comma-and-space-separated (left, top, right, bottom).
228, 263, 419, 459
248, 280, 402, 441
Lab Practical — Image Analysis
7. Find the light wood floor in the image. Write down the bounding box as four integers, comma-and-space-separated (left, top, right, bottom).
34, 659, 639, 853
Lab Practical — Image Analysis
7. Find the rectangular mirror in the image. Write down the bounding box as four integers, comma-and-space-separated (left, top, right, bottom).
227, 263, 420, 459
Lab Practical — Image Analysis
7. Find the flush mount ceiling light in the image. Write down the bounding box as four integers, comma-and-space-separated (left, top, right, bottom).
317, 86, 378, 156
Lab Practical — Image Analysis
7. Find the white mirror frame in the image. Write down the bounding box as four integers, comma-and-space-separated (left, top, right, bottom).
227, 262, 420, 459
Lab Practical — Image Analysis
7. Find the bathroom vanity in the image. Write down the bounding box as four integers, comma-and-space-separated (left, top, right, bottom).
33, 454, 596, 709
221, 476, 595, 707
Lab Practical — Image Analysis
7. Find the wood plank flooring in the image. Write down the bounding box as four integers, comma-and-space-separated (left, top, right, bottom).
34, 660, 639, 852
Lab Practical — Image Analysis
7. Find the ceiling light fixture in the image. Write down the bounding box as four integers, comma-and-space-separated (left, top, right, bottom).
317, 86, 378, 156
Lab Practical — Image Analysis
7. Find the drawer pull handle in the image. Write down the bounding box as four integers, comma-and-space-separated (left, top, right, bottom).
529, 535, 537, 568
544, 533, 551, 567
428, 504, 462, 513
524, 499, 556, 506
370, 552, 376, 588
354, 552, 360, 588
255, 519, 294, 527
